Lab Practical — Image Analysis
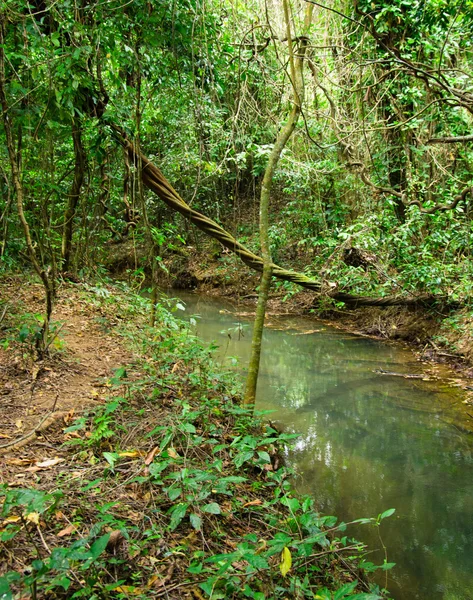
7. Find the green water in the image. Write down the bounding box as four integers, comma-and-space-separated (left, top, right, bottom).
174, 292, 473, 600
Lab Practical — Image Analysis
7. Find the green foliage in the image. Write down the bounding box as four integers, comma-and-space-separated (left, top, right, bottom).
0, 288, 393, 599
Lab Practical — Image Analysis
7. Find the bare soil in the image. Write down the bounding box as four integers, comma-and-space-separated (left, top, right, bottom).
0, 278, 135, 458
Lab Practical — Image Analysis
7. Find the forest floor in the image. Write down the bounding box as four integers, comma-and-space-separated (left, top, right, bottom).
0, 278, 135, 449
0, 276, 384, 600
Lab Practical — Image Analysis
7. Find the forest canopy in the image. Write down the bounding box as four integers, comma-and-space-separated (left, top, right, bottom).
2, 0, 473, 313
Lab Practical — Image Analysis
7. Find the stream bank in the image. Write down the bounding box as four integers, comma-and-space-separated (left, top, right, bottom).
171, 291, 473, 600
103, 239, 473, 380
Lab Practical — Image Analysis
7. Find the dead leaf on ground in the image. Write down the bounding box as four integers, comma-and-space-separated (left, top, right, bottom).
2, 516, 21, 525
57, 524, 77, 537
26, 457, 65, 472
113, 586, 143, 596
118, 451, 141, 458
167, 447, 179, 459
6, 458, 33, 466
106, 529, 125, 550
145, 446, 160, 465
243, 499, 263, 507
35, 457, 65, 468
63, 409, 75, 424
25, 512, 40, 525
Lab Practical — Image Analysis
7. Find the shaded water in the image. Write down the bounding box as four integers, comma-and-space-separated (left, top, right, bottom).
174, 292, 473, 600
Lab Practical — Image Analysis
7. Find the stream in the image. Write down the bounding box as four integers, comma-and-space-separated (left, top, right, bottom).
171, 291, 473, 600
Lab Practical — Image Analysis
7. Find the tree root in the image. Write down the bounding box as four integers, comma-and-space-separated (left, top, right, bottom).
0, 411, 67, 454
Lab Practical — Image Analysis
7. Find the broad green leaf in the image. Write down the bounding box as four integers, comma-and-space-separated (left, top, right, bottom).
167, 487, 182, 501
169, 503, 189, 531
334, 581, 357, 599
89, 533, 111, 560
180, 422, 196, 434
202, 502, 221, 515
190, 513, 202, 531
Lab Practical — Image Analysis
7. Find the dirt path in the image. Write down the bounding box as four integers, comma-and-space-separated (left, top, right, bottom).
0, 279, 135, 456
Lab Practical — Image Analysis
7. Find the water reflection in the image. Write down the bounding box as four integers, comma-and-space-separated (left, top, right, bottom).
173, 292, 473, 600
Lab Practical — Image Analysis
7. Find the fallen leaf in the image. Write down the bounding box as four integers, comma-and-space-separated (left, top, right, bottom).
118, 451, 141, 458
243, 499, 262, 507
63, 431, 82, 440
106, 530, 124, 549
25, 512, 40, 525
63, 410, 75, 424
2, 516, 21, 525
147, 574, 160, 587
15, 419, 23, 430
145, 447, 160, 465
6, 458, 33, 466
57, 524, 76, 537
0, 433, 11, 439
113, 586, 143, 595
167, 447, 179, 459
280, 546, 292, 577
35, 457, 65, 468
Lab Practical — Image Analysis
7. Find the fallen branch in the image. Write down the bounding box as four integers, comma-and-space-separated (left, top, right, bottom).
427, 134, 473, 144
0, 302, 8, 325
374, 369, 427, 379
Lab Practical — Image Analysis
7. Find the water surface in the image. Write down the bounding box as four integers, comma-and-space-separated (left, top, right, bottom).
174, 292, 473, 600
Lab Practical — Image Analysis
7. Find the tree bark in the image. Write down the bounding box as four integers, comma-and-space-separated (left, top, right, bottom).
61, 117, 85, 272
244, 0, 313, 405
0, 21, 54, 352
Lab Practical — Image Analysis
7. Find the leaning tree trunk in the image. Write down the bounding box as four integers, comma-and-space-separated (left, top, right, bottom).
244, 0, 313, 405
61, 116, 85, 272
119, 134, 443, 308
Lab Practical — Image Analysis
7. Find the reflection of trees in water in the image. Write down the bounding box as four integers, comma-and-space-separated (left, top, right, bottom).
179, 294, 473, 600
284, 381, 473, 600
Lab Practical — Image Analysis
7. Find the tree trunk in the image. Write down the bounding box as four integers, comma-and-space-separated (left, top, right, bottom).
0, 22, 54, 353
244, 0, 314, 405
61, 117, 85, 272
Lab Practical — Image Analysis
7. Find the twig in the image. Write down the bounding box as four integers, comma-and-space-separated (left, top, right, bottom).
0, 411, 54, 449
0, 396, 61, 451
0, 302, 8, 325
36, 525, 51, 555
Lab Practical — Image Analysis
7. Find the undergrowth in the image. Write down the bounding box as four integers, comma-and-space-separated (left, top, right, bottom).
0, 283, 394, 599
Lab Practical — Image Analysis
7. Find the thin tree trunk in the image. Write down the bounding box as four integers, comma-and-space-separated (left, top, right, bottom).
61, 117, 85, 272
244, 0, 313, 405
0, 21, 54, 352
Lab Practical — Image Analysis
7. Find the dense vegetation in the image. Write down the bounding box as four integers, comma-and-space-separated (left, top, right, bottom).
3, 1, 473, 597
2, 0, 473, 310
0, 281, 395, 599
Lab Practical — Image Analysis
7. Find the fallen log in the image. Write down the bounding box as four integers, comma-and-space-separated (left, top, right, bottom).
374, 369, 428, 379
113, 133, 449, 308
